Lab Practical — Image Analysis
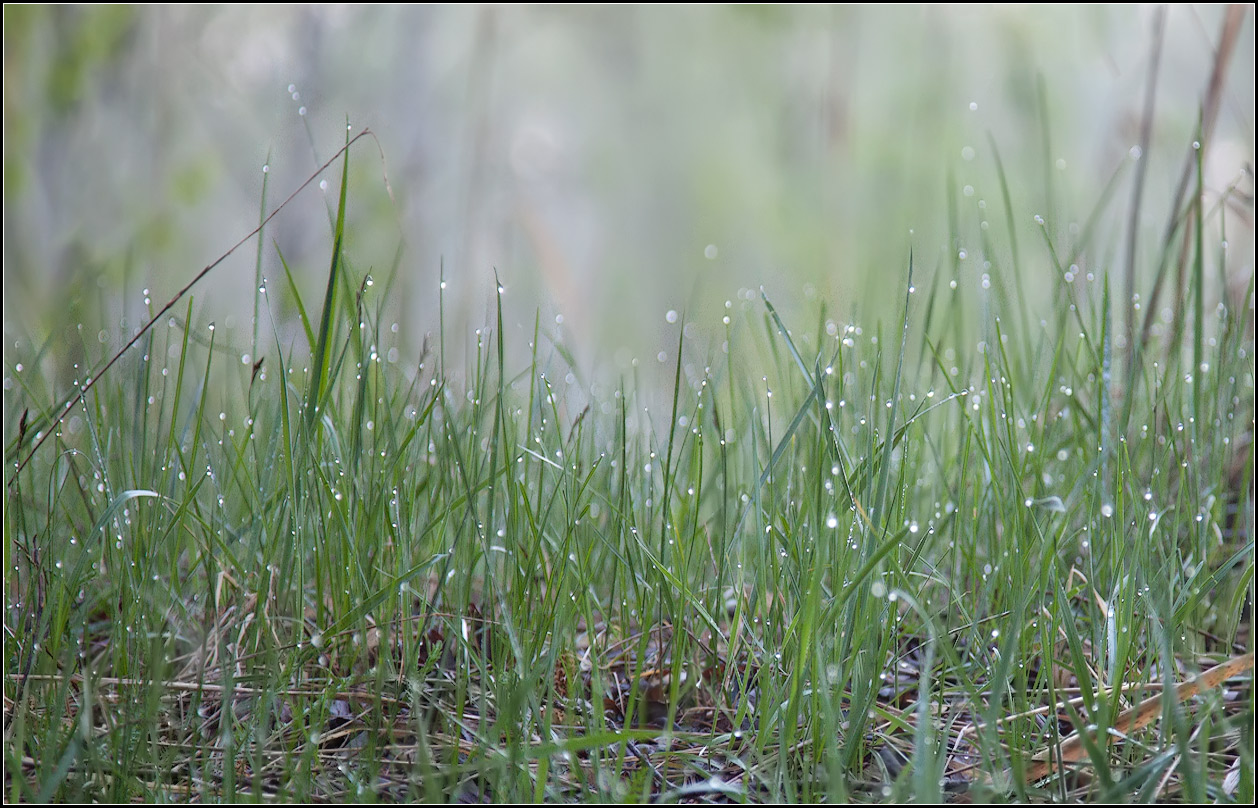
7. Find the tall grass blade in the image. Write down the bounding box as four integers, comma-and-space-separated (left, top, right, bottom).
305, 123, 353, 431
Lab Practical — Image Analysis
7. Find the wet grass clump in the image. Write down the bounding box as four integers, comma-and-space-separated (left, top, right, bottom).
5, 113, 1254, 803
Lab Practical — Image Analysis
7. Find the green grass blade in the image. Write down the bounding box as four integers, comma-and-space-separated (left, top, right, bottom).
306, 124, 352, 430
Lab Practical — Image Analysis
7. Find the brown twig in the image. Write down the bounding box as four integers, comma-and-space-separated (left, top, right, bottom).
1138, 5, 1247, 353
978, 652, 1254, 791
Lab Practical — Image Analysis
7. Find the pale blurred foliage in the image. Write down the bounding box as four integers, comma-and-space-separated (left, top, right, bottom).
3, 5, 1253, 382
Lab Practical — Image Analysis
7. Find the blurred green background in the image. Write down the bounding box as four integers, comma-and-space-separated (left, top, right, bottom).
3, 5, 1253, 383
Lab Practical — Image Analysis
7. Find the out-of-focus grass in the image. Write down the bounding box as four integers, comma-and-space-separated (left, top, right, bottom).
4, 6, 1252, 374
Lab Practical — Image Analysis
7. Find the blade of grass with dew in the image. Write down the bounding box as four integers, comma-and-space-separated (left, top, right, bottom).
252, 148, 272, 357
656, 313, 687, 635
277, 245, 317, 355
305, 124, 352, 431
1191, 115, 1205, 490
159, 299, 196, 493
871, 252, 914, 542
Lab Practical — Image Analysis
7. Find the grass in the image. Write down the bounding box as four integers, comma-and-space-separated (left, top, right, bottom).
4, 114, 1254, 802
